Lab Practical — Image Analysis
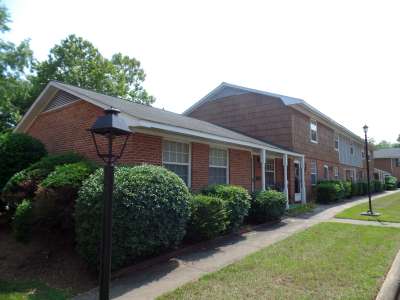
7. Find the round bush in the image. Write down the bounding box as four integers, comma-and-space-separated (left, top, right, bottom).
249, 190, 286, 223
202, 184, 251, 232
13, 199, 33, 243
0, 133, 47, 190
2, 153, 85, 209
316, 182, 340, 203
385, 176, 398, 190
75, 165, 191, 270
186, 195, 227, 241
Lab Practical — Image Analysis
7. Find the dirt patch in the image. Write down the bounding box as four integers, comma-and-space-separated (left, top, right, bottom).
0, 223, 97, 295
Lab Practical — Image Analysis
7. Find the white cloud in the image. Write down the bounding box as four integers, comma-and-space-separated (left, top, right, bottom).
4, 0, 400, 142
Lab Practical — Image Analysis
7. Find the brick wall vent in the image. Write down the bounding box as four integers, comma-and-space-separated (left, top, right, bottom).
44, 91, 79, 112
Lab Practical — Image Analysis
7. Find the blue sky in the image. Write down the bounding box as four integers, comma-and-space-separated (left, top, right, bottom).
4, 0, 400, 142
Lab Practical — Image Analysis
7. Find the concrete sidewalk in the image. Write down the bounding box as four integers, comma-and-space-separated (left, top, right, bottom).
75, 190, 399, 300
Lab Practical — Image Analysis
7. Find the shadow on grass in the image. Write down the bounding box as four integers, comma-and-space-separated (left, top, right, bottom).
0, 280, 68, 300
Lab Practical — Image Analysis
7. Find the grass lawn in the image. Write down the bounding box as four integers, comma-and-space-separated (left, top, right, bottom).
336, 191, 400, 223
159, 222, 400, 300
0, 280, 69, 300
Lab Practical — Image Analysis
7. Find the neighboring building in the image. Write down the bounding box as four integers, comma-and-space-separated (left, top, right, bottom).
14, 81, 304, 207
184, 82, 367, 200
373, 148, 400, 181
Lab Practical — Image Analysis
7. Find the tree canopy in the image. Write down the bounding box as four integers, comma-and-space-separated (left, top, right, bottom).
0, 1, 154, 132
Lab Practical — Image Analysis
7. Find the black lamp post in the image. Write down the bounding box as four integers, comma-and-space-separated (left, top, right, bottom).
361, 125, 380, 217
89, 107, 131, 300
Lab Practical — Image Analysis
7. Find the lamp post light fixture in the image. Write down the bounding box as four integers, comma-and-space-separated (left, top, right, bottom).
360, 125, 380, 217
89, 107, 131, 300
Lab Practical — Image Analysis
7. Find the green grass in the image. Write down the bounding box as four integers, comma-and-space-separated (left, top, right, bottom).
159, 222, 400, 300
286, 203, 315, 217
0, 280, 68, 300
336, 191, 400, 223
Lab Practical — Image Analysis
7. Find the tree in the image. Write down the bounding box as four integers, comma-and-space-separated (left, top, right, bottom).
31, 35, 154, 105
0, 1, 33, 132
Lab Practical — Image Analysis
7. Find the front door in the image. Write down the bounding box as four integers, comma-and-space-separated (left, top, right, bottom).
294, 161, 302, 202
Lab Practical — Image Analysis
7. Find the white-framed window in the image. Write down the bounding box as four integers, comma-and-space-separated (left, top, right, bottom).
361, 151, 365, 159
323, 165, 329, 180
334, 166, 339, 179
395, 158, 400, 167
350, 146, 354, 156
265, 158, 275, 187
162, 140, 190, 186
334, 135, 339, 151
311, 160, 317, 185
310, 120, 318, 143
209, 148, 228, 185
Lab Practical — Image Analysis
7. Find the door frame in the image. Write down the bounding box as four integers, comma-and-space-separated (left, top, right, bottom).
294, 160, 302, 202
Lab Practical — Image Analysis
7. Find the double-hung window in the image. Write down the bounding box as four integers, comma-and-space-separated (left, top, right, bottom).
209, 148, 228, 185
310, 120, 318, 143
334, 166, 339, 179
395, 158, 400, 167
334, 135, 339, 151
311, 160, 317, 185
265, 158, 275, 187
323, 165, 329, 180
163, 140, 190, 185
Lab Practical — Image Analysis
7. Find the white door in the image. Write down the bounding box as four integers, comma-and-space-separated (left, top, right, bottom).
294, 161, 302, 202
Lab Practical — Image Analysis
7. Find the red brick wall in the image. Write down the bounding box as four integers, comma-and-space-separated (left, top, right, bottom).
229, 149, 252, 190
26, 100, 162, 165
191, 142, 209, 191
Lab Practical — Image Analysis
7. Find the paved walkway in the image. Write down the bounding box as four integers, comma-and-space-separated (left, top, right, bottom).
75, 190, 400, 300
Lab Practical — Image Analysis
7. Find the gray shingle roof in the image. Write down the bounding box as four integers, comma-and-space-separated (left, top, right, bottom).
374, 148, 400, 158
51, 81, 296, 154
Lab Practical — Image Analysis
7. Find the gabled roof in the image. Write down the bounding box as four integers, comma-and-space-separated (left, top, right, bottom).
184, 82, 363, 143
374, 148, 400, 159
15, 81, 302, 157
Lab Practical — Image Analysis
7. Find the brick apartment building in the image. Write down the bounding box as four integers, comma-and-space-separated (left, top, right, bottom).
185, 82, 368, 200
15, 81, 304, 207
373, 148, 400, 181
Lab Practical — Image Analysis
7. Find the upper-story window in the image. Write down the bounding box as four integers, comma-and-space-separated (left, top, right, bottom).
310, 120, 318, 143
265, 158, 275, 187
334, 135, 339, 151
163, 140, 190, 185
311, 160, 317, 185
361, 151, 365, 159
350, 146, 354, 156
209, 148, 228, 185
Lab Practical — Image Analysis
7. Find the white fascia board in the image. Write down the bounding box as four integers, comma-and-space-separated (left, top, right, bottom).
129, 118, 303, 157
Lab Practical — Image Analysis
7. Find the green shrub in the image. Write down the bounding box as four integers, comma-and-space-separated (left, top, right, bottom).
248, 190, 286, 223
2, 153, 85, 209
0, 133, 47, 190
343, 181, 352, 198
202, 184, 251, 232
186, 195, 227, 241
13, 199, 33, 242
33, 162, 97, 230
373, 180, 384, 193
385, 176, 398, 190
75, 165, 191, 270
316, 182, 341, 203
351, 182, 359, 197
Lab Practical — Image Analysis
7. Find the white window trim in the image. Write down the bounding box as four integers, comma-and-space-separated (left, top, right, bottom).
334, 166, 339, 178
209, 147, 229, 184
350, 145, 355, 156
310, 120, 318, 144
162, 139, 192, 188
265, 158, 276, 187
334, 135, 339, 151
311, 160, 318, 185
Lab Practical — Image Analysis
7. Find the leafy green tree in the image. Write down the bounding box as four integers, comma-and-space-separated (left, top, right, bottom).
31, 35, 154, 105
0, 1, 33, 132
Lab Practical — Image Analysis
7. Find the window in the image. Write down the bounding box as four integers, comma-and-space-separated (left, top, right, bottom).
334, 135, 339, 151
395, 158, 400, 167
265, 158, 275, 187
310, 120, 318, 143
334, 166, 339, 179
209, 148, 228, 185
361, 151, 365, 159
350, 146, 354, 155
358, 171, 364, 181
311, 160, 317, 185
323, 165, 329, 180
163, 140, 190, 185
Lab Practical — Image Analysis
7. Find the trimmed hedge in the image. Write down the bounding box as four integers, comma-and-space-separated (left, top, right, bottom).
2, 153, 85, 209
13, 199, 33, 243
33, 161, 97, 230
248, 190, 286, 223
0, 133, 47, 190
75, 165, 191, 270
202, 184, 251, 232
186, 195, 227, 241
385, 176, 398, 190
316, 182, 342, 203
